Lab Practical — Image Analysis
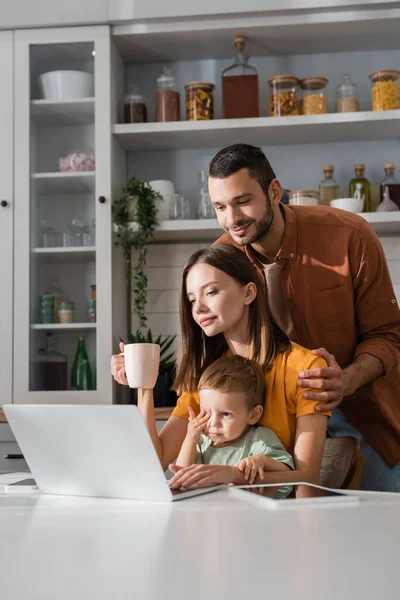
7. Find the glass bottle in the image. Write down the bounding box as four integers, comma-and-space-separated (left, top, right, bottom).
349, 164, 371, 212
71, 337, 94, 391
222, 36, 259, 119
319, 166, 340, 206
30, 333, 68, 391
124, 85, 147, 123
156, 67, 180, 122
377, 186, 400, 212
198, 170, 215, 219
380, 162, 400, 209
336, 75, 360, 113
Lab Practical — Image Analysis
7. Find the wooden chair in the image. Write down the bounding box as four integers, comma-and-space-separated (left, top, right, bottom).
320, 437, 364, 490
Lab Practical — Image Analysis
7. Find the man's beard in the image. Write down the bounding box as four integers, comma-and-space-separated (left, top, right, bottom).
225, 206, 274, 247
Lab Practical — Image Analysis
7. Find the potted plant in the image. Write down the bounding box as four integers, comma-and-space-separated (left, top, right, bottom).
113, 176, 177, 406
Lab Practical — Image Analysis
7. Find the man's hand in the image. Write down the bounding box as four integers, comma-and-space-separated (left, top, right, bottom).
186, 406, 210, 444
297, 347, 351, 412
237, 455, 266, 484
168, 463, 240, 489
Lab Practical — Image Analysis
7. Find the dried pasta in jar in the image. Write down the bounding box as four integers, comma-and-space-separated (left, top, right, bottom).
369, 70, 400, 111
185, 82, 215, 120
268, 75, 300, 117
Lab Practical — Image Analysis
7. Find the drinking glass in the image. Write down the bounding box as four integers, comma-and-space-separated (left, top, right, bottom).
170, 194, 191, 220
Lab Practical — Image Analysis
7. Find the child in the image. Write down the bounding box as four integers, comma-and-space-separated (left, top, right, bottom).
175, 355, 294, 486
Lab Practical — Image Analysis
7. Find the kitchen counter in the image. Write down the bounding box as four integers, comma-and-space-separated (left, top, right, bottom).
1, 473, 400, 600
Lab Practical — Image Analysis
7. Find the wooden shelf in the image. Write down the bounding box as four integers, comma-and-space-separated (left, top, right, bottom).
31, 98, 95, 126
31, 323, 96, 331
31, 247, 96, 263
32, 171, 95, 194
113, 111, 400, 151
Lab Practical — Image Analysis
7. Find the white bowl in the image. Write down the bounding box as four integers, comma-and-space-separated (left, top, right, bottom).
330, 197, 364, 213
38, 70, 94, 100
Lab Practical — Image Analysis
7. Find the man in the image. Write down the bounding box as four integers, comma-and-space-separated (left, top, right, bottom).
209, 143, 400, 491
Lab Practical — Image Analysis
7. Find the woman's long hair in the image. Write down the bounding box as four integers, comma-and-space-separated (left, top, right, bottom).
173, 245, 290, 392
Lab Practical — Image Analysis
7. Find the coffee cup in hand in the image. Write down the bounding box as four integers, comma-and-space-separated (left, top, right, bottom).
123, 343, 160, 389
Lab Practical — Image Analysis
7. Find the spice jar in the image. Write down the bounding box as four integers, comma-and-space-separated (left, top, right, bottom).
185, 82, 214, 120
156, 67, 180, 122
268, 75, 300, 117
336, 75, 360, 113
288, 190, 320, 206
124, 85, 147, 123
300, 77, 329, 115
369, 70, 400, 111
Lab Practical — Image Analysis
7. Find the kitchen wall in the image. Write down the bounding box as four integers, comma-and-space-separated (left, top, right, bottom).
131, 236, 400, 355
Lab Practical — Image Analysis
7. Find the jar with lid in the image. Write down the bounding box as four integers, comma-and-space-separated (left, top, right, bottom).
156, 67, 180, 122
336, 75, 360, 113
369, 70, 400, 111
381, 162, 400, 209
185, 82, 214, 120
30, 333, 68, 391
124, 85, 147, 123
319, 165, 341, 206
288, 190, 319, 206
300, 77, 329, 115
269, 75, 300, 117
222, 36, 259, 119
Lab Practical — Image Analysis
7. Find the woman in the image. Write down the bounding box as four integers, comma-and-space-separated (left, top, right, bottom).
111, 245, 329, 488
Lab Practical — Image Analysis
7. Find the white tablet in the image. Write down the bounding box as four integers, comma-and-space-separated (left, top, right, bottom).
228, 482, 360, 510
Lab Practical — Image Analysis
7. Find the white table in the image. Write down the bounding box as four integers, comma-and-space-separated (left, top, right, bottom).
1, 473, 400, 600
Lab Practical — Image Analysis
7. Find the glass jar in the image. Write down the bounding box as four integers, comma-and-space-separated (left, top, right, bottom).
58, 146, 95, 172
185, 82, 214, 121
381, 162, 400, 209
336, 75, 360, 113
156, 67, 180, 122
369, 70, 400, 111
300, 77, 329, 115
268, 75, 300, 117
222, 36, 259, 119
198, 170, 215, 219
30, 333, 68, 391
124, 85, 147, 123
319, 165, 341, 206
288, 190, 320, 206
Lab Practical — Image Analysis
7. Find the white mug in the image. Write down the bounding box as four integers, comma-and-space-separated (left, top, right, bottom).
148, 180, 175, 221
124, 343, 160, 389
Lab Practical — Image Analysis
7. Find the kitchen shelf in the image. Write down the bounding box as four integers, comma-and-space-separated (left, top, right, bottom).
31, 247, 96, 263
32, 171, 96, 194
113, 7, 400, 62
114, 212, 400, 242
113, 111, 400, 151
31, 323, 97, 331
31, 98, 95, 126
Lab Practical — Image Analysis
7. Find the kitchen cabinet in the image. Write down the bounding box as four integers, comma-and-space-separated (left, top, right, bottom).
12, 25, 118, 405
0, 32, 14, 406
109, 0, 400, 21
0, 0, 108, 29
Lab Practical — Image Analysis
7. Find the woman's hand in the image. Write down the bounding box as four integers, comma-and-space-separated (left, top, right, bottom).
110, 342, 128, 386
186, 406, 210, 444
168, 463, 240, 489
237, 455, 266, 484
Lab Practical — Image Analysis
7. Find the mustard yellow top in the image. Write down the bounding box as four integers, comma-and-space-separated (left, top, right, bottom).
172, 342, 331, 455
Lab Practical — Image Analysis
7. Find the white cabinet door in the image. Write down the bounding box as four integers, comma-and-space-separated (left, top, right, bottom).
14, 26, 113, 404
110, 0, 400, 20
0, 32, 14, 406
0, 0, 108, 29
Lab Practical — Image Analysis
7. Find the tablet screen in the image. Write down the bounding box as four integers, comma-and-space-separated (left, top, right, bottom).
236, 484, 351, 500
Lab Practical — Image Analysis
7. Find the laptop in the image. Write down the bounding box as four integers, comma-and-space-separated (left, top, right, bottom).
3, 405, 222, 502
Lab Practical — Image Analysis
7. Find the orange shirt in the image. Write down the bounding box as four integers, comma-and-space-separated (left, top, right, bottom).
172, 342, 330, 455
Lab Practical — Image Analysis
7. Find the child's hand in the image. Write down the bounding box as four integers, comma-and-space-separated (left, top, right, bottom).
186, 406, 210, 443
236, 455, 266, 485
